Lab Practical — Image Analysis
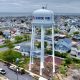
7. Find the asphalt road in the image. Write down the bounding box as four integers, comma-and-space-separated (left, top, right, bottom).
0, 62, 34, 80
0, 41, 31, 52
0, 47, 8, 51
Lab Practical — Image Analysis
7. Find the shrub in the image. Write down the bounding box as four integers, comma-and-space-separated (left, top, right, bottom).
73, 31, 79, 35
15, 36, 23, 43
3, 50, 22, 63
55, 51, 68, 58
72, 58, 80, 63
45, 49, 52, 55
59, 65, 67, 74
64, 56, 73, 65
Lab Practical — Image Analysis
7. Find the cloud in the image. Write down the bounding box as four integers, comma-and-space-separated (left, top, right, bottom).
0, 0, 80, 13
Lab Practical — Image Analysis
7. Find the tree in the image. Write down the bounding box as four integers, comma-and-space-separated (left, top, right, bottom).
46, 29, 52, 35
54, 29, 60, 33
64, 54, 73, 65
0, 31, 3, 35
55, 51, 69, 58
59, 65, 67, 74
45, 49, 52, 55
15, 36, 23, 43
35, 41, 48, 49
73, 31, 79, 35
66, 34, 72, 38
44, 42, 48, 48
4, 39, 14, 49
35, 41, 41, 48
3, 50, 22, 63
23, 34, 30, 41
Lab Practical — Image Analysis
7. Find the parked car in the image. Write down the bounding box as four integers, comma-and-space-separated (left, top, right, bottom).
8, 64, 17, 71
8, 64, 25, 74
0, 68, 6, 75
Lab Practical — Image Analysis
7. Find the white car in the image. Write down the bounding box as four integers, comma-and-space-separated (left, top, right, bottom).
0, 68, 6, 75
8, 65, 17, 71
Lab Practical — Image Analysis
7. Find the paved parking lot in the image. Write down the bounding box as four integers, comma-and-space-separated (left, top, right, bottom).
0, 62, 34, 80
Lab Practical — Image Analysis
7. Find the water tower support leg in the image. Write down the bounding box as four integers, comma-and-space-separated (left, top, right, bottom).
31, 26, 35, 64
29, 25, 34, 71
52, 25, 55, 74
40, 25, 44, 75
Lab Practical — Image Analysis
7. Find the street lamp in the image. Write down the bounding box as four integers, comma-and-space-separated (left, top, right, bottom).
17, 68, 19, 80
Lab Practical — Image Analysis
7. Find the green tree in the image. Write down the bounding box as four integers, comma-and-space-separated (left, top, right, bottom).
23, 34, 30, 41
15, 36, 23, 43
59, 65, 67, 74
64, 54, 73, 65
73, 31, 79, 35
54, 29, 60, 33
0, 31, 3, 35
4, 39, 14, 49
65, 57, 72, 65
44, 42, 48, 48
35, 41, 48, 49
55, 51, 68, 58
46, 29, 52, 35
35, 41, 41, 48
66, 34, 72, 38
3, 50, 22, 63
45, 49, 52, 55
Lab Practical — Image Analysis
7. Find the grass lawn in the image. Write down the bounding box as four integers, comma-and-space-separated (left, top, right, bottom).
0, 44, 6, 48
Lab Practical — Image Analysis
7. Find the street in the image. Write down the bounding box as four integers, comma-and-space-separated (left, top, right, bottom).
0, 47, 8, 51
0, 62, 34, 80
0, 41, 31, 52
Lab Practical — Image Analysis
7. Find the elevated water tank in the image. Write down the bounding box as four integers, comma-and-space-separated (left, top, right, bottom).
32, 8, 54, 26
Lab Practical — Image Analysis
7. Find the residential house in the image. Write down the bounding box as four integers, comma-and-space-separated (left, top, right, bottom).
71, 42, 80, 58
3, 30, 11, 39
55, 38, 72, 53
72, 34, 80, 41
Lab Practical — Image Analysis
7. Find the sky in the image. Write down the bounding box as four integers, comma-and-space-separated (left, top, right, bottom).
0, 0, 80, 13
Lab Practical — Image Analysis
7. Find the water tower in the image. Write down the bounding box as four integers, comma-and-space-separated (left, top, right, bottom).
29, 7, 55, 76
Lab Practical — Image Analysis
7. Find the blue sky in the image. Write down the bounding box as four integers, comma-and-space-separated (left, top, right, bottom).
0, 0, 80, 13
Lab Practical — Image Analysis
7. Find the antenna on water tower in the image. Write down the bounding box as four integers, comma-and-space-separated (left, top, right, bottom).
42, 4, 47, 9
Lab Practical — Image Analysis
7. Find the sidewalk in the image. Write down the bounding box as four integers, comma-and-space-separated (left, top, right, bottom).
0, 75, 9, 80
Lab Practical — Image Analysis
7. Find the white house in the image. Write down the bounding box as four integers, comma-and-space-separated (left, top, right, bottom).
71, 42, 80, 58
